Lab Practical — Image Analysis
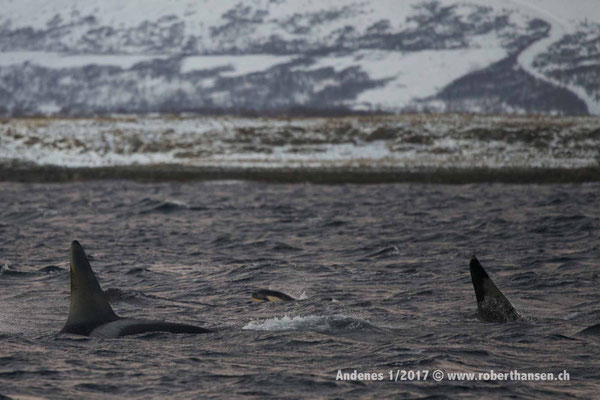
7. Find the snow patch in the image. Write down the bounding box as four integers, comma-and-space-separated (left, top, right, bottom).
299, 48, 507, 110
180, 54, 295, 76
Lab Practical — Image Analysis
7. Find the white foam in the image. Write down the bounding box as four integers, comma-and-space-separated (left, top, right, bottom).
297, 290, 308, 301
243, 314, 361, 331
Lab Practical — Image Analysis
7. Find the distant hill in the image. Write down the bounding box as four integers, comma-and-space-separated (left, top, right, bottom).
1, 0, 599, 116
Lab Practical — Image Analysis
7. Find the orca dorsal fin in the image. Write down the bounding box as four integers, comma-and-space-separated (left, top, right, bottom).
469, 256, 519, 322
61, 241, 119, 335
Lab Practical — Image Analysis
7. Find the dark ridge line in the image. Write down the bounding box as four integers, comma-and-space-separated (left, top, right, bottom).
2, 110, 592, 123
0, 107, 396, 119
1, 165, 599, 184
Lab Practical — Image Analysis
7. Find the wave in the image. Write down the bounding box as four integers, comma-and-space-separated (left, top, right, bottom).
103, 288, 142, 303
0, 264, 65, 276
136, 198, 190, 214
242, 314, 382, 334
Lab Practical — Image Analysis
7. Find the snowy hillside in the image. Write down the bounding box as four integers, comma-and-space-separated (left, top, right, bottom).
0, 0, 599, 116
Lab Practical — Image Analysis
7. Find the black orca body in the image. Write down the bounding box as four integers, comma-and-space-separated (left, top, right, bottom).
578, 323, 600, 336
61, 241, 211, 338
469, 256, 520, 322
251, 289, 295, 302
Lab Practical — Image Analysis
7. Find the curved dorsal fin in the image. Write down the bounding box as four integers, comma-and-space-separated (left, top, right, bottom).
469, 256, 519, 322
61, 241, 119, 335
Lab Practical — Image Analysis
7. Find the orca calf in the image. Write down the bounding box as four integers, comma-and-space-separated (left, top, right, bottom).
251, 289, 295, 302
61, 241, 211, 338
469, 256, 520, 322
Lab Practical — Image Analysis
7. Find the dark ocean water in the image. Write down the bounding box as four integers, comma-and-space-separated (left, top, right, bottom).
0, 181, 599, 399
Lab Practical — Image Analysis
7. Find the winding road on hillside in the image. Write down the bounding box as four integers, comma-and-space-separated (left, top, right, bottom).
509, 0, 599, 114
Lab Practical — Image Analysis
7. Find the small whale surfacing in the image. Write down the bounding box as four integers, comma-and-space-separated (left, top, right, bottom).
251, 289, 295, 302
578, 323, 600, 336
469, 256, 519, 323
61, 241, 211, 338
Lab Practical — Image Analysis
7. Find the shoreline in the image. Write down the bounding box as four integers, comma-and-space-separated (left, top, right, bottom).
2, 114, 599, 184
1, 164, 599, 184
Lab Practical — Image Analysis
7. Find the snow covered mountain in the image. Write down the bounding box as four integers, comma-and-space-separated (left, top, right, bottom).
0, 0, 599, 116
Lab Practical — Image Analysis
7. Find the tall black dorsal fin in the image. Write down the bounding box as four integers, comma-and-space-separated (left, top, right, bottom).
61, 241, 119, 335
469, 256, 519, 322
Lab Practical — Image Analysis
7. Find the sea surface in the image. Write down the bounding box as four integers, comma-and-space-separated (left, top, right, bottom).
0, 181, 599, 399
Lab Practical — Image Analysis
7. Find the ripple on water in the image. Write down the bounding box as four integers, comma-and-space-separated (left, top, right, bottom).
0, 182, 599, 398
